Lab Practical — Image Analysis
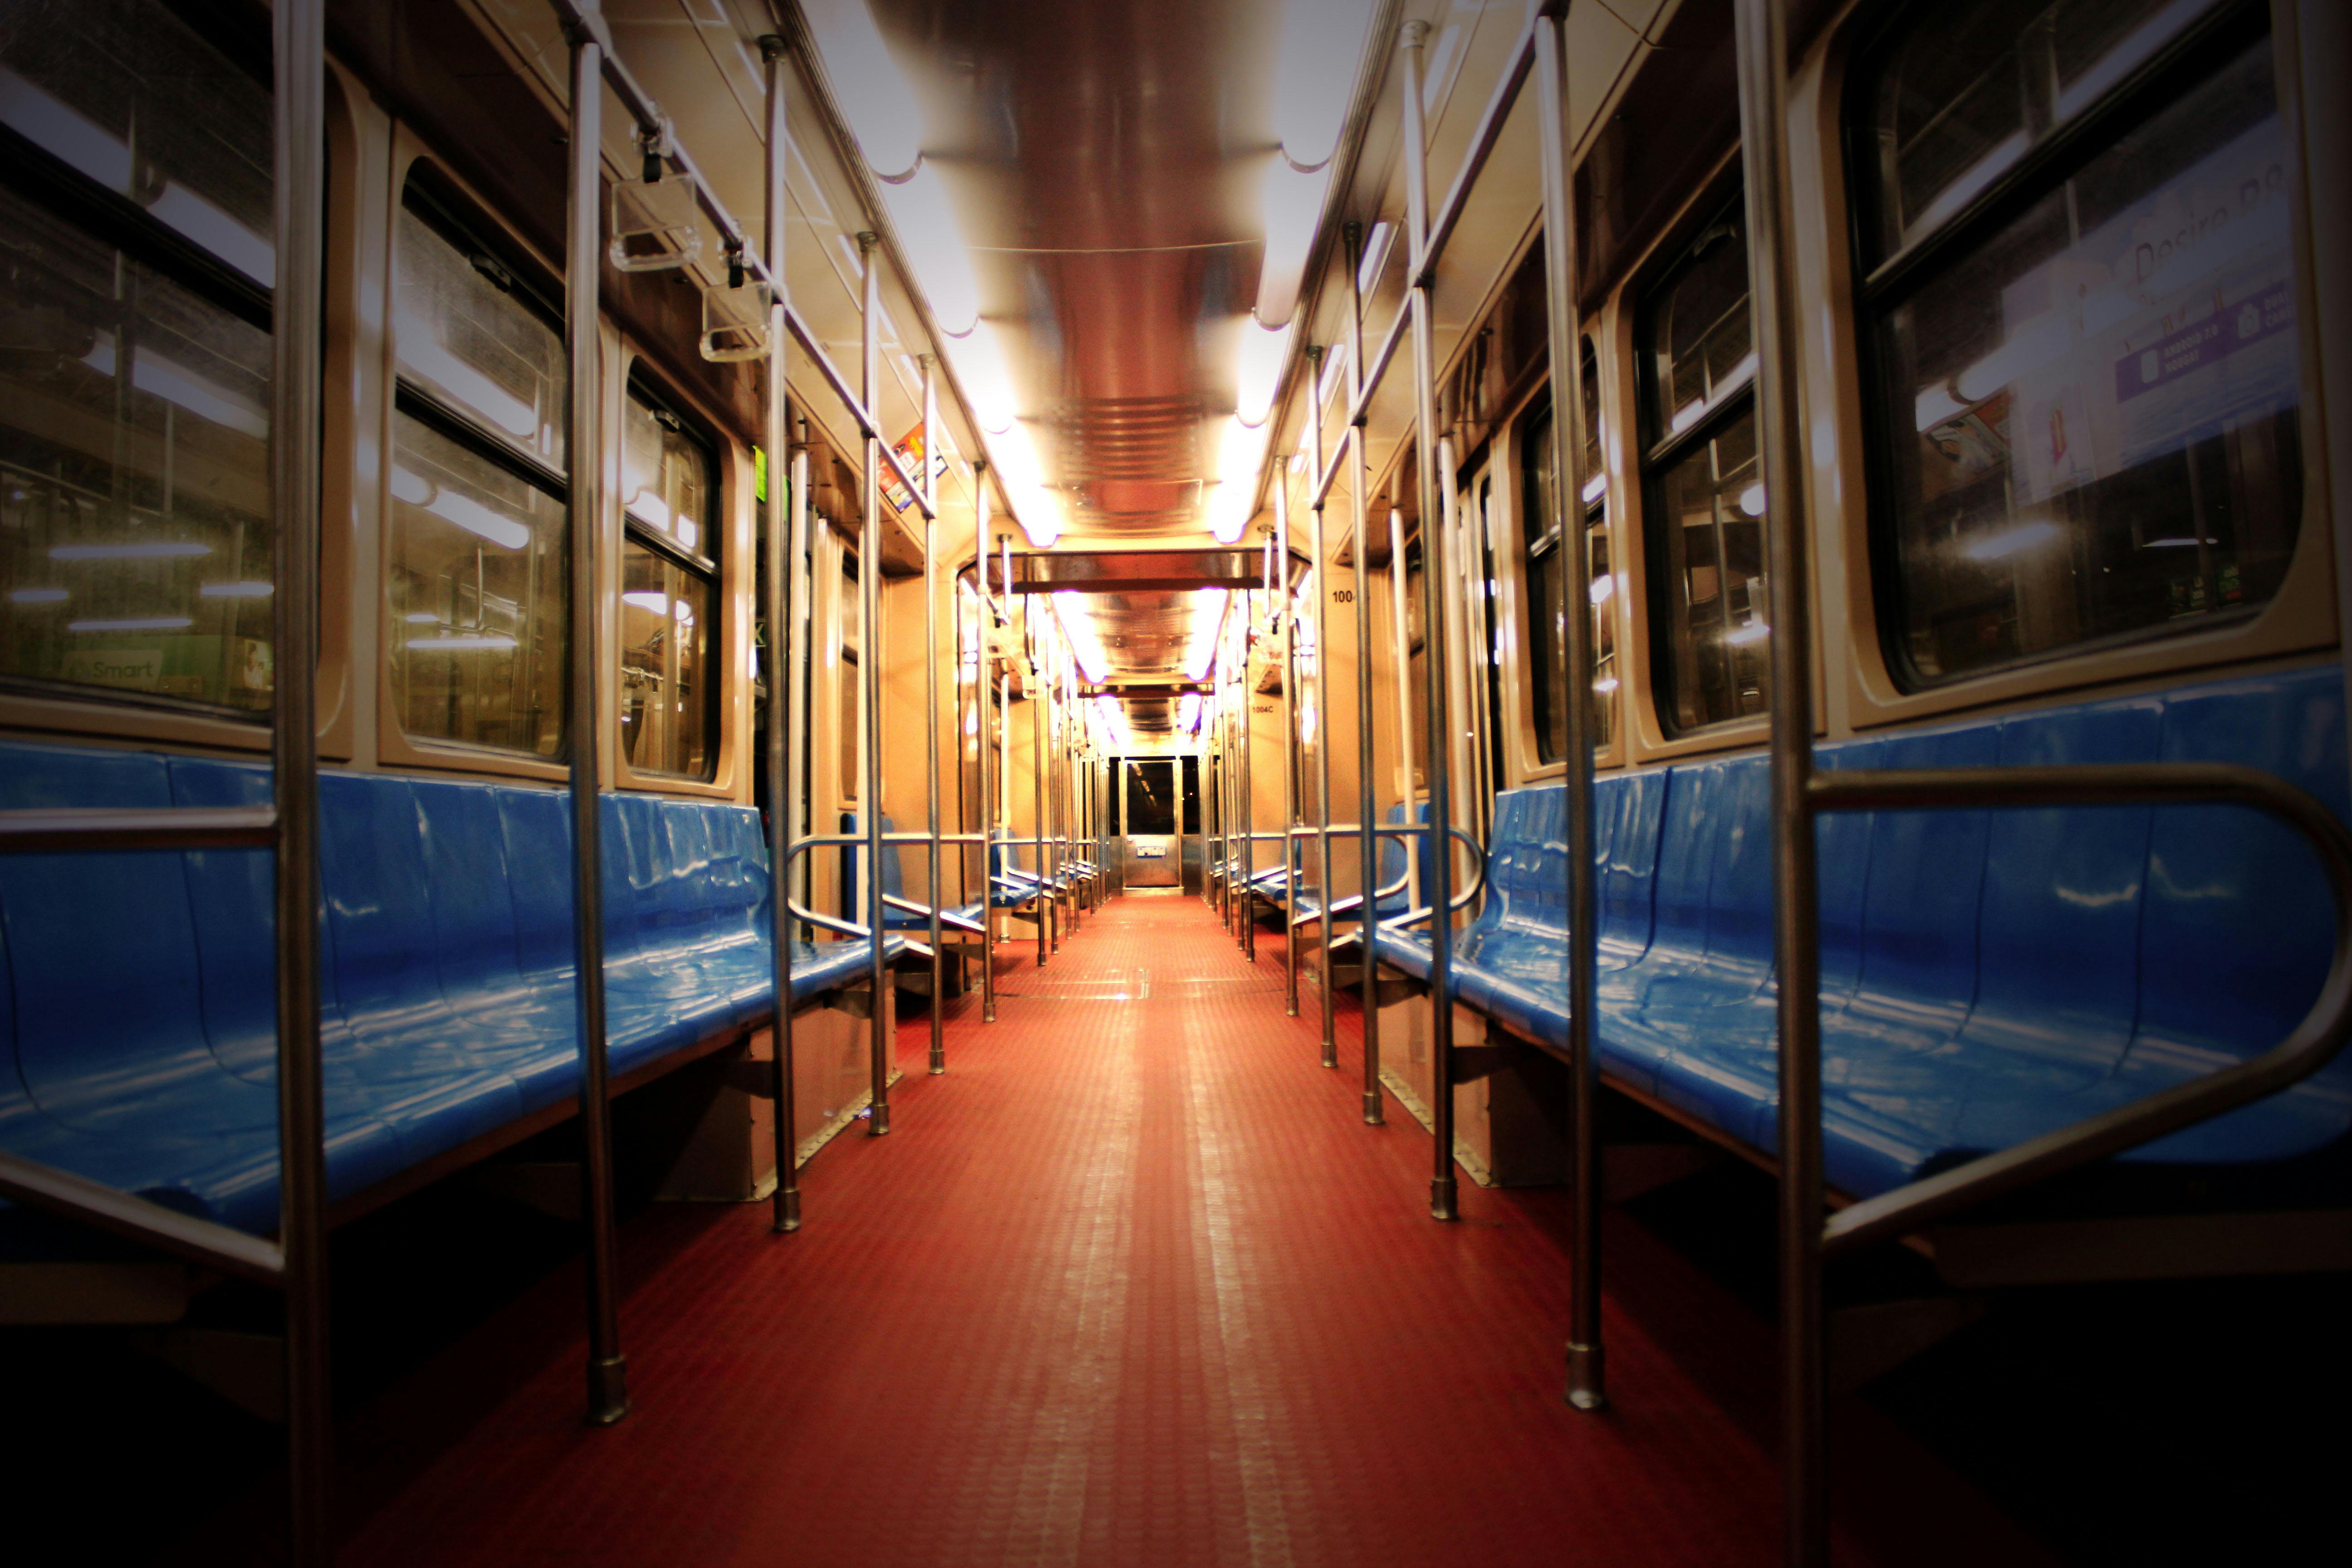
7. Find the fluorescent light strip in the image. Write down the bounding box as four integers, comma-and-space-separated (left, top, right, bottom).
71, 616, 191, 632
51, 541, 212, 561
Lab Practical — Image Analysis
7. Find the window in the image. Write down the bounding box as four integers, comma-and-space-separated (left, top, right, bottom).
1522, 344, 1620, 760
1639, 196, 1769, 735
388, 179, 568, 757
1857, 0, 2301, 686
619, 380, 716, 779
838, 549, 861, 799
0, 0, 276, 715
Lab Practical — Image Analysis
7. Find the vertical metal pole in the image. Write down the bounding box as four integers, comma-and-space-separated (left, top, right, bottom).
858, 232, 890, 1137
976, 467, 997, 1022
1031, 591, 1048, 966
1534, 2, 1605, 1410
760, 34, 802, 1233
1309, 350, 1338, 1070
1732, 0, 1824, 1557
1401, 21, 1460, 1220
270, 1, 331, 1555
1385, 505, 1420, 911
1345, 224, 1383, 1127
1242, 586, 1256, 961
564, 23, 629, 1426
1277, 482, 1299, 1016
921, 356, 945, 1073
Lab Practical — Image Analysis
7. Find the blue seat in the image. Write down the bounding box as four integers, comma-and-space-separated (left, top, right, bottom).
0, 744, 896, 1238
988, 842, 1049, 908
840, 813, 986, 934
1371, 666, 2352, 1202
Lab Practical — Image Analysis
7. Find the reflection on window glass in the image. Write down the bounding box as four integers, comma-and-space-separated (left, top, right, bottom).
1523, 378, 1622, 761
1656, 408, 1769, 728
1872, 0, 2213, 257
621, 391, 710, 556
619, 380, 716, 779
1642, 195, 1767, 734
1867, 11, 2300, 684
620, 542, 710, 778
388, 412, 566, 755
839, 554, 861, 800
1404, 542, 1428, 788
395, 201, 565, 467
0, 0, 274, 286
0, 5, 277, 716
1646, 204, 1754, 441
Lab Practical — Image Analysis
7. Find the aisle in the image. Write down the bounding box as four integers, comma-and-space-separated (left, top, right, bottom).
278, 892, 2044, 1567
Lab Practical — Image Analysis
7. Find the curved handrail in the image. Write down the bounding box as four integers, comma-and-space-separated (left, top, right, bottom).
1285, 821, 1486, 926
1812, 761, 2352, 1254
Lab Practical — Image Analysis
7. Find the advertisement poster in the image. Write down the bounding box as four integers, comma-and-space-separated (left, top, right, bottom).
1995, 113, 2298, 508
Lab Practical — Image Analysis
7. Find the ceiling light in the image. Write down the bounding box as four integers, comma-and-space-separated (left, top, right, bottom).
796, 0, 924, 181
1054, 592, 1112, 683
1253, 158, 1329, 331
1177, 692, 1203, 735
8, 587, 66, 604
50, 541, 211, 561
988, 421, 1061, 548
944, 320, 1019, 435
1235, 317, 1292, 427
1183, 588, 1229, 681
1206, 418, 1269, 544
1271, 0, 1376, 171
71, 616, 192, 632
881, 164, 980, 335
199, 581, 272, 598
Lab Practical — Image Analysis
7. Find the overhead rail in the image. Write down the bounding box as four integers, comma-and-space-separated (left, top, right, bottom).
544, 0, 942, 524
1721, 0, 2352, 1562
1276, 0, 1595, 1401
0, 0, 335, 1555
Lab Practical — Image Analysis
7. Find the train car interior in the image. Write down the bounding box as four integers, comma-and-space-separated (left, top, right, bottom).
1, 0, 2348, 1562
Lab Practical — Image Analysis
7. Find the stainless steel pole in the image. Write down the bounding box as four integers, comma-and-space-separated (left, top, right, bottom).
1346, 222, 1383, 1127
1731, 0, 1823, 1556
1032, 592, 1048, 966
1309, 347, 1337, 1070
1277, 482, 1299, 1017
1401, 20, 1460, 1220
921, 355, 945, 1074
1242, 587, 1257, 961
1384, 504, 1419, 911
977, 466, 997, 1022
270, 0, 331, 1553
858, 232, 890, 1137
564, 21, 629, 1425
1534, 1, 1605, 1409
760, 34, 802, 1232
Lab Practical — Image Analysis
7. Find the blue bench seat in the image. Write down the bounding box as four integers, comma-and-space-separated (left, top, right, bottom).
1370, 666, 2352, 1202
0, 744, 896, 1239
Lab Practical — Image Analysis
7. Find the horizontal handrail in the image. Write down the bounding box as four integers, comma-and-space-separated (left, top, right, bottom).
545, 0, 941, 523
1417, 11, 1538, 287
1811, 762, 2352, 1254
779, 301, 933, 515
0, 1150, 284, 1284
0, 806, 278, 854
882, 892, 986, 935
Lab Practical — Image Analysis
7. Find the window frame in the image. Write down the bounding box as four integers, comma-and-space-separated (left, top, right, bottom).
375, 138, 573, 783
0, 5, 360, 754
1825, 0, 2337, 728
613, 368, 721, 784
1635, 185, 1771, 741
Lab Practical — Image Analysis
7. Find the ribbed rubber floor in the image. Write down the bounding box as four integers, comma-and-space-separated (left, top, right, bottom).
282, 891, 2050, 1566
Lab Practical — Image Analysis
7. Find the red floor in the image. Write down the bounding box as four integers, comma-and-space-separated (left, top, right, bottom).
213, 891, 2057, 1565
